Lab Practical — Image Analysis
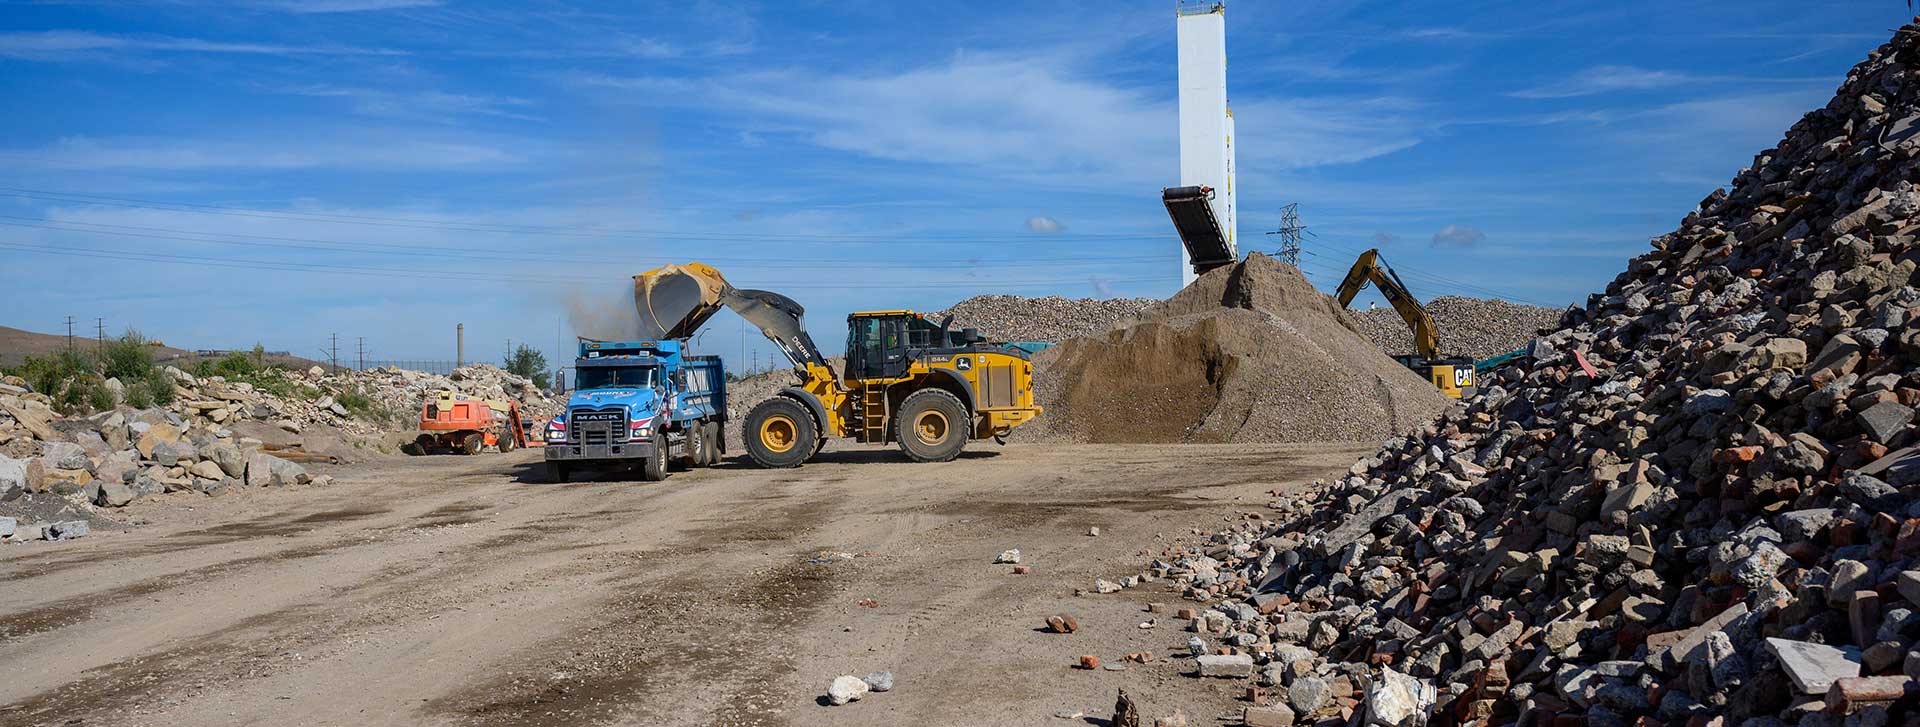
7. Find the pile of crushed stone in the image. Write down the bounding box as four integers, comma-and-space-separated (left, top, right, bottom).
1018, 253, 1451, 444
1351, 295, 1564, 361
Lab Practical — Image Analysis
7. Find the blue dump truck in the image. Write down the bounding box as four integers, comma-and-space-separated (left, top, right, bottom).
541, 339, 726, 483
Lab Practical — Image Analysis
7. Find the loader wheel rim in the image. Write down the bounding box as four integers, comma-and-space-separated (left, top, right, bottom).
760, 415, 798, 453
914, 410, 950, 445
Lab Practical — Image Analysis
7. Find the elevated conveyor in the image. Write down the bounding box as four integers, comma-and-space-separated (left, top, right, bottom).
1162, 185, 1238, 277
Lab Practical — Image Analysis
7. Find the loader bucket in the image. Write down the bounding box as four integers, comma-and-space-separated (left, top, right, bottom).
632, 263, 728, 340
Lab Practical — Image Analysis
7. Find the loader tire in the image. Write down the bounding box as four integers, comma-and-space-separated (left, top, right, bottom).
896, 389, 968, 463
461, 432, 484, 455
745, 396, 816, 469
639, 432, 668, 482
700, 423, 719, 466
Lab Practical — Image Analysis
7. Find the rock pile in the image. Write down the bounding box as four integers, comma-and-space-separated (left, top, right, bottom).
1128, 22, 1920, 725
1020, 253, 1451, 444
936, 294, 1158, 343
1, 392, 332, 536
153, 363, 557, 436
1351, 296, 1564, 362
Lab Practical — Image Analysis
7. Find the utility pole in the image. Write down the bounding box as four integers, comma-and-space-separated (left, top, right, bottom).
1267, 202, 1313, 267
64, 316, 74, 352
356, 337, 366, 371
95, 318, 105, 351
329, 333, 340, 373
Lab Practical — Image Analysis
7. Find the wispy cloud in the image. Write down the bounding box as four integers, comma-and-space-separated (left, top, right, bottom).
0, 30, 405, 61
1509, 65, 1694, 99
257, 0, 442, 12
569, 53, 1426, 183
1431, 224, 1486, 247
1508, 64, 1830, 99
3, 134, 534, 171
275, 84, 541, 122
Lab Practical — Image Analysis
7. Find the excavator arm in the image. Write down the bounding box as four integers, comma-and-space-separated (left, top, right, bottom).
632, 263, 833, 377
1335, 249, 1442, 362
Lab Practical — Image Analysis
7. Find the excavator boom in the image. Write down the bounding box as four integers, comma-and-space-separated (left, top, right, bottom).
1335, 249, 1442, 362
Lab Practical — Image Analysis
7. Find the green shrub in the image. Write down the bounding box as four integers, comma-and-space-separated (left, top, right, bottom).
100, 329, 154, 381
86, 377, 116, 411
124, 382, 155, 409
144, 367, 177, 406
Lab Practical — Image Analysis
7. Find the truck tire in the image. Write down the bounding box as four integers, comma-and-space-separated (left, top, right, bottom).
745, 396, 817, 468
403, 434, 431, 456
498, 428, 515, 453
461, 432, 484, 455
679, 422, 705, 469
639, 432, 668, 481
895, 389, 968, 463
547, 461, 569, 483
702, 424, 720, 465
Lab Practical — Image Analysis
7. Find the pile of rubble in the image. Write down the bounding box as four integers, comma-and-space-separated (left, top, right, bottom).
1350, 296, 1564, 362
936, 294, 1158, 343
1, 389, 330, 541
1123, 22, 1920, 726
158, 363, 557, 436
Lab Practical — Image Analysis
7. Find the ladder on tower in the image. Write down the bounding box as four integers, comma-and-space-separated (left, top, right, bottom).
859, 383, 889, 443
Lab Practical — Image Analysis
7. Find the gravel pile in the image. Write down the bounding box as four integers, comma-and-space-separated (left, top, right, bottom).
1099, 23, 1920, 726
1351, 296, 1564, 361
1019, 253, 1450, 444
936, 295, 1157, 343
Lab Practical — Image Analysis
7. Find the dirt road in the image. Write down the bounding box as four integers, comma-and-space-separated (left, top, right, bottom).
0, 442, 1371, 726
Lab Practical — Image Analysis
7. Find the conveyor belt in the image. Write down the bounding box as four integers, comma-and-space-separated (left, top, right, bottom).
1162, 186, 1237, 276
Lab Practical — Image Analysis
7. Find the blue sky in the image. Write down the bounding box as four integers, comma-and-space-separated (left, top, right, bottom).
0, 1, 1906, 366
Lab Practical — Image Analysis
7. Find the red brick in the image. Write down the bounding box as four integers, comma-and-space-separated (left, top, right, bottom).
1077, 655, 1100, 670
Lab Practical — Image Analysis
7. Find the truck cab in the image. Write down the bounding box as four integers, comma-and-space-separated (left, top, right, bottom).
542, 339, 726, 482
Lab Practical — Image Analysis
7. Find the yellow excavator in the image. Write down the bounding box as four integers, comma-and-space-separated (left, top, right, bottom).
1335, 249, 1477, 399
632, 263, 1043, 467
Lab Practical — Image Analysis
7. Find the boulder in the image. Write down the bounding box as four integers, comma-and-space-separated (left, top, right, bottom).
827, 675, 869, 705
39, 441, 90, 471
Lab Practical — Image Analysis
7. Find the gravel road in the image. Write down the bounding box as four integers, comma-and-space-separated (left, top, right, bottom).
0, 440, 1372, 727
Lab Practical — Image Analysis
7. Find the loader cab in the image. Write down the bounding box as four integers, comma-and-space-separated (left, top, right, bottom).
845, 310, 972, 380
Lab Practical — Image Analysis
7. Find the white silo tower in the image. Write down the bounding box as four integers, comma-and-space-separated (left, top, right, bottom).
1176, 1, 1236, 287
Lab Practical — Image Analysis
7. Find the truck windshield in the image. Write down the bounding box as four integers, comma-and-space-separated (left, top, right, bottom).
577, 366, 656, 390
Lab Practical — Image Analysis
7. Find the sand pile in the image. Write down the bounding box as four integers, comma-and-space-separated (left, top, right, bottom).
1022, 253, 1451, 443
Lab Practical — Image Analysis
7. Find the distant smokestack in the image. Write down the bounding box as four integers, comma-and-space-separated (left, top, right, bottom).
457, 323, 465, 367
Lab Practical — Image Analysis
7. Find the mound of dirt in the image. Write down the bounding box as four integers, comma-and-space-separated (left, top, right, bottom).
1021, 253, 1451, 443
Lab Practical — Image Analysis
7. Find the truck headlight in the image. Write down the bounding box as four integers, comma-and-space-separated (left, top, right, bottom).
545, 418, 566, 442
629, 417, 654, 442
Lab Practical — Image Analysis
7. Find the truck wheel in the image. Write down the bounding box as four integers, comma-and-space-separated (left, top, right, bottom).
896, 389, 968, 463
745, 396, 816, 468
639, 432, 668, 481
547, 461, 569, 483
702, 424, 720, 465
498, 428, 515, 453
461, 432, 484, 455
403, 434, 431, 456
679, 422, 705, 469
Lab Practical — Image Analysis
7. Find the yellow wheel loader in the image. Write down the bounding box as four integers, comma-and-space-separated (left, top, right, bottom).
1335, 249, 1477, 399
632, 263, 1043, 467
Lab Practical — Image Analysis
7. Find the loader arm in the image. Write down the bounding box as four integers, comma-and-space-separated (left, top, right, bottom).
1335, 249, 1442, 361
632, 263, 836, 382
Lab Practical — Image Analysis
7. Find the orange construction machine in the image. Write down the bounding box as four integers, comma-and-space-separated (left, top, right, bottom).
402, 391, 529, 456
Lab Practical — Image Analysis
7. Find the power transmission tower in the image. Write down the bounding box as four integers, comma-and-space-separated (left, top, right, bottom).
1266, 203, 1314, 266
357, 337, 366, 371
329, 333, 339, 373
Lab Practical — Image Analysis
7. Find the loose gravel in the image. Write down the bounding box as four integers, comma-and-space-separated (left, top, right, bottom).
1350, 296, 1563, 361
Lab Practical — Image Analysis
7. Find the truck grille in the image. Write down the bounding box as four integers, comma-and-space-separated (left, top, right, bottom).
568, 408, 627, 445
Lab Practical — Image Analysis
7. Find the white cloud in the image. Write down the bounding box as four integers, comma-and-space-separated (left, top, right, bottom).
260, 0, 441, 12
0, 30, 404, 61
1431, 224, 1486, 247
1373, 231, 1396, 246
1509, 65, 1693, 99
7, 135, 531, 171
1025, 215, 1065, 233
276, 84, 540, 121
568, 54, 1426, 184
